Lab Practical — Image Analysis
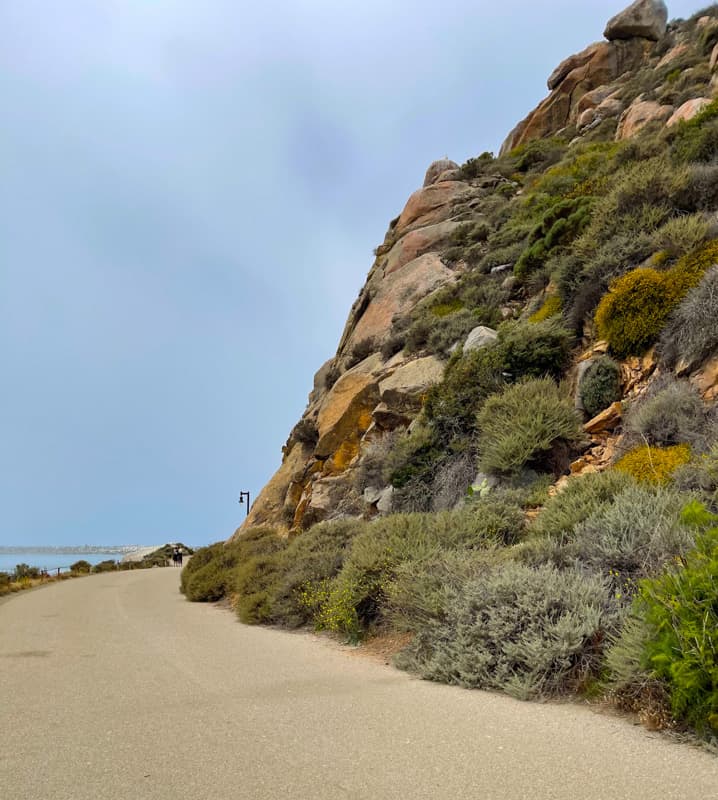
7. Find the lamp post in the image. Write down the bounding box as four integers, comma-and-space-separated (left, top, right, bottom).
239, 491, 250, 518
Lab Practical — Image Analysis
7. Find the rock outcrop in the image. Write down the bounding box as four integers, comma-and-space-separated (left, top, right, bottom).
604, 0, 668, 42
235, 1, 718, 539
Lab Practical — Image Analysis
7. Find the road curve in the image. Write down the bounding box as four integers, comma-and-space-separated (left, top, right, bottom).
1, 568, 716, 800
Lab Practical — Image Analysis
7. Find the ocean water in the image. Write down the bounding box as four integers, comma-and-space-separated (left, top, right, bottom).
0, 551, 130, 574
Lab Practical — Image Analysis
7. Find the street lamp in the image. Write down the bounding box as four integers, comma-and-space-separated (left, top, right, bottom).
239, 491, 250, 518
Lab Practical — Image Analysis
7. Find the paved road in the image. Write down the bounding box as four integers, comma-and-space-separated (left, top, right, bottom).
1, 569, 717, 800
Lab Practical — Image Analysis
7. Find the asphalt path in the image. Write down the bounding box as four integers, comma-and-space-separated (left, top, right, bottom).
2, 568, 717, 800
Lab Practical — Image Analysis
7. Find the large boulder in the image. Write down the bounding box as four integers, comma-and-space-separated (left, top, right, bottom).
315, 368, 380, 459
501, 39, 650, 154
463, 325, 497, 353
604, 0, 668, 42
616, 99, 673, 139
384, 220, 462, 276
345, 253, 456, 350
423, 159, 459, 187
395, 181, 470, 236
378, 356, 445, 413
666, 98, 713, 127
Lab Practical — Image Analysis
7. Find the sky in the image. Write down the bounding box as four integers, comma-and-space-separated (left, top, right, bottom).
1, 1, 704, 547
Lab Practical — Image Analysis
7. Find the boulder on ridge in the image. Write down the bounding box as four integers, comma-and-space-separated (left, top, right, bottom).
604, 0, 668, 42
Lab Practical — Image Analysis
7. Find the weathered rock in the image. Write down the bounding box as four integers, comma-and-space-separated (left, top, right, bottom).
666, 98, 713, 127
596, 97, 625, 118
501, 39, 650, 153
371, 402, 411, 431
604, 0, 668, 42
584, 401, 623, 434
691, 355, 718, 400
657, 42, 690, 67
345, 253, 456, 350
616, 99, 673, 139
315, 369, 380, 459
577, 84, 619, 115
378, 356, 445, 413
711, 43, 718, 71
376, 486, 394, 514
423, 159, 459, 187
578, 108, 599, 130
232, 442, 309, 535
302, 475, 357, 528
463, 325, 498, 353
384, 220, 462, 276
547, 43, 603, 91
395, 181, 470, 236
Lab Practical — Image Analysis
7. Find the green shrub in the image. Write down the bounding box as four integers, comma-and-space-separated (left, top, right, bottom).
635, 515, 718, 733
476, 378, 584, 476
180, 542, 223, 596
315, 500, 524, 639
14, 563, 40, 580
673, 445, 718, 503
605, 611, 672, 722
70, 560, 92, 574
497, 317, 573, 380
456, 151, 495, 180
181, 539, 253, 603
183, 560, 231, 602
515, 197, 594, 278
654, 213, 709, 257
594, 245, 709, 357
615, 444, 692, 484
531, 470, 634, 540
571, 485, 695, 583
528, 294, 562, 323
661, 266, 718, 370
384, 419, 444, 490
268, 519, 364, 628
625, 380, 710, 450
580, 356, 622, 417
395, 561, 615, 699
670, 99, 718, 163
92, 560, 117, 573
510, 138, 566, 173
231, 527, 288, 623
234, 550, 287, 624
423, 345, 504, 445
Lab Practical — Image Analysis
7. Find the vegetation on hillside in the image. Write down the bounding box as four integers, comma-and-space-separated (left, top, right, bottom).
184, 9, 718, 745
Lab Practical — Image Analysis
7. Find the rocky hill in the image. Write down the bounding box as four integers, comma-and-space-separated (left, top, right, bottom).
236, 0, 718, 536
183, 0, 718, 739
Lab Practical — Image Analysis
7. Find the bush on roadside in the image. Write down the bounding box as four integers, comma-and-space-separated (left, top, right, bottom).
570, 485, 695, 584
476, 378, 584, 476
580, 357, 622, 418
531, 470, 634, 541
70, 560, 92, 574
91, 560, 117, 574
181, 543, 235, 602
268, 519, 364, 628
314, 499, 525, 639
629, 505, 718, 734
231, 527, 288, 623
395, 561, 616, 700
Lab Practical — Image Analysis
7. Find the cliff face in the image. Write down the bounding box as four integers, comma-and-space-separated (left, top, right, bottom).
235, 0, 718, 538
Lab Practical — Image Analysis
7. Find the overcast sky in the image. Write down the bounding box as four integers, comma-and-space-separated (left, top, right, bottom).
1, 1, 703, 547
